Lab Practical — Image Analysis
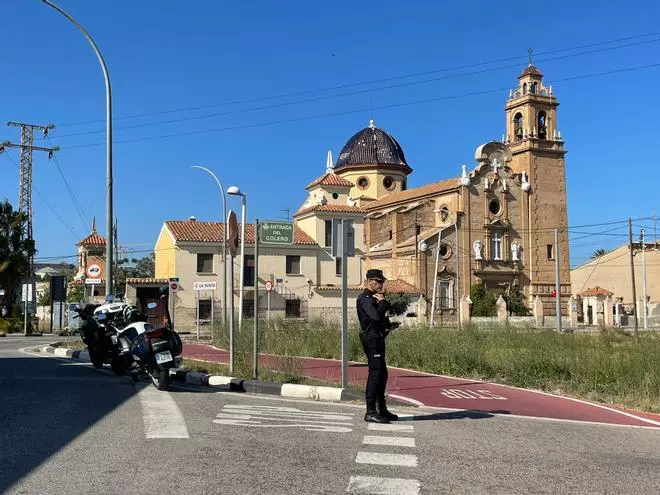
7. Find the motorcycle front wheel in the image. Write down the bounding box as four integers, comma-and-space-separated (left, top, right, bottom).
110, 356, 127, 376
89, 349, 104, 369
149, 368, 170, 391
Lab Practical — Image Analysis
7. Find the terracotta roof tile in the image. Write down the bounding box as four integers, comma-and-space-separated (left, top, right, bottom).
294, 204, 366, 217
366, 177, 459, 211
165, 220, 316, 245
306, 173, 354, 189
125, 278, 168, 285
77, 232, 106, 246
580, 286, 614, 297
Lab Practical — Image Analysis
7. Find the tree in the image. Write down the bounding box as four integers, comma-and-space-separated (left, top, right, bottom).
470, 284, 498, 316
0, 201, 37, 314
590, 248, 608, 260
132, 253, 155, 278
385, 292, 412, 316
37, 288, 51, 307
504, 289, 529, 316
67, 284, 85, 304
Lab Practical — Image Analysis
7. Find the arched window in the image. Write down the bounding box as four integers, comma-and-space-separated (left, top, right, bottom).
537, 111, 547, 140
522, 83, 527, 95
514, 113, 524, 142
531, 82, 538, 94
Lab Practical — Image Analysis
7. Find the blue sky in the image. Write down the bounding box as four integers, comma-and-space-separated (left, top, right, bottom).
1, 0, 658, 267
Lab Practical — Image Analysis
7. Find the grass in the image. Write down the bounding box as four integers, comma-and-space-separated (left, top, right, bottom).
206, 318, 660, 413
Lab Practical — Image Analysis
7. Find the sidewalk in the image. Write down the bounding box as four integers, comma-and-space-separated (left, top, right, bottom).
183, 342, 660, 428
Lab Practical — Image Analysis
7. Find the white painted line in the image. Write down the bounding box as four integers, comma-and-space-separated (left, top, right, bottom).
347, 475, 420, 494
367, 423, 414, 432
363, 435, 415, 447
356, 452, 418, 467
389, 394, 425, 406
214, 412, 353, 426
138, 384, 189, 439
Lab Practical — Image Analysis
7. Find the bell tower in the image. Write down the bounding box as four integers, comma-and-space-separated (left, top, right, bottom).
504, 57, 570, 315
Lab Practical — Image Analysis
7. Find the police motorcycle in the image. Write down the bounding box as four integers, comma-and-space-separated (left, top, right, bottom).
115, 299, 183, 391
72, 301, 129, 376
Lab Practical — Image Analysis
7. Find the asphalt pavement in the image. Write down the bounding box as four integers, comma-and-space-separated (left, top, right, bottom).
2, 335, 660, 494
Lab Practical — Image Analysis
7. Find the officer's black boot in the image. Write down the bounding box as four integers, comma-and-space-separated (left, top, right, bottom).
378, 398, 398, 421
364, 400, 390, 423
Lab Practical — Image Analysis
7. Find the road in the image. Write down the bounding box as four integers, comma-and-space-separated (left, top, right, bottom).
2, 335, 660, 494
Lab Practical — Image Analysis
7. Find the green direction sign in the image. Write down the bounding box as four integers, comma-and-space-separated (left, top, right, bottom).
260, 221, 294, 245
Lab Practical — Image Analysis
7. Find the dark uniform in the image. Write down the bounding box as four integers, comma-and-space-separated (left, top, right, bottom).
356, 269, 398, 423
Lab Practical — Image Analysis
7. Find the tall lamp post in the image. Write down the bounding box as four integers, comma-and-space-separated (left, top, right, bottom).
227, 186, 246, 328
192, 166, 227, 330
42, 0, 114, 297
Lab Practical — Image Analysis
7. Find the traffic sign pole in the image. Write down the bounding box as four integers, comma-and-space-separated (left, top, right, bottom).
253, 219, 260, 380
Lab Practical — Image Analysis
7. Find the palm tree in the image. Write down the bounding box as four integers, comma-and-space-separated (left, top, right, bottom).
590, 248, 608, 260
0, 200, 37, 315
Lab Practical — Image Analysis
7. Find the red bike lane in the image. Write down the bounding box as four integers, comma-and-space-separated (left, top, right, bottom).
183, 343, 660, 428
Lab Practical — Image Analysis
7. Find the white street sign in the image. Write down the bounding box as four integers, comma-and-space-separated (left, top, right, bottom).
21, 283, 33, 302
86, 278, 102, 285
265, 280, 273, 292
194, 281, 217, 291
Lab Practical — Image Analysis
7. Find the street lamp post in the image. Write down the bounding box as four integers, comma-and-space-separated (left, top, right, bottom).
42, 0, 114, 297
228, 186, 246, 329
192, 166, 227, 330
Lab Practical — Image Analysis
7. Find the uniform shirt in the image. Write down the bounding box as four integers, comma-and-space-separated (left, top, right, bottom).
356, 289, 391, 337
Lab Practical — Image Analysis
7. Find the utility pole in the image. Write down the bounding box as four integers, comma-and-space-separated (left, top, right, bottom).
253, 219, 260, 379
628, 218, 639, 342
641, 228, 648, 330
113, 217, 119, 298
0, 122, 58, 273
554, 228, 562, 332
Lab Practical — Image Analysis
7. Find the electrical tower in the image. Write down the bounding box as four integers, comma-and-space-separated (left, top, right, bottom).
0, 121, 58, 272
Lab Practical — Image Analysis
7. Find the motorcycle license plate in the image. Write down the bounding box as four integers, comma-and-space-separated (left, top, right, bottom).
155, 351, 173, 364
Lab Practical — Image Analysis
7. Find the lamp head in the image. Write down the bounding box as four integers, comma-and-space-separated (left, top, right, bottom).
227, 185, 243, 196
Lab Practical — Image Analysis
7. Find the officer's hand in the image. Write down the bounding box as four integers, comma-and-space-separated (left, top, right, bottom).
373, 293, 385, 303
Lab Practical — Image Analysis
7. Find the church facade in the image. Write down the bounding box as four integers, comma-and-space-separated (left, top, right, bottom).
294, 64, 571, 319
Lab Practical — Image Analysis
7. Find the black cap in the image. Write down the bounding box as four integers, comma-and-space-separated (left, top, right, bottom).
365, 269, 387, 282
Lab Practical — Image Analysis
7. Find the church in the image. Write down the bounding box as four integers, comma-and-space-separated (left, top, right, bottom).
294, 62, 570, 320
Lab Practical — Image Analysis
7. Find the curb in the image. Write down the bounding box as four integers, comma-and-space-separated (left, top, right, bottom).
33, 343, 405, 407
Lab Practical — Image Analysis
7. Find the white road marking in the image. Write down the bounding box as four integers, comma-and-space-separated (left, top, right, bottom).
213, 419, 351, 433
367, 423, 414, 432
214, 412, 353, 426
214, 404, 354, 432
440, 388, 507, 400
138, 384, 189, 439
388, 394, 425, 406
347, 476, 420, 494
362, 435, 415, 447
356, 452, 418, 467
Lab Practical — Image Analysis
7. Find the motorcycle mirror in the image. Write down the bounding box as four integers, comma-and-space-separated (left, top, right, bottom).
106, 295, 114, 302
147, 302, 157, 310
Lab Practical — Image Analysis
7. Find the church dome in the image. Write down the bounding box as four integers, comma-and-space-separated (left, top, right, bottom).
334, 120, 411, 173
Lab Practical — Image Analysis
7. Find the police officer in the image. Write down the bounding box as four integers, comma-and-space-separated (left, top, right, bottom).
356, 269, 398, 423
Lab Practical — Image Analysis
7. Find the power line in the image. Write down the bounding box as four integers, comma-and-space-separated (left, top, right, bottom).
52, 31, 660, 129
45, 136, 90, 232
49, 36, 660, 141
54, 60, 660, 151
2, 151, 79, 239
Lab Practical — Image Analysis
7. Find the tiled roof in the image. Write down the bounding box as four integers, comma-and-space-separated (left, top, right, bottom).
580, 286, 614, 297
306, 173, 354, 189
366, 177, 459, 211
314, 278, 421, 295
77, 232, 106, 246
335, 124, 411, 173
125, 278, 168, 285
165, 220, 316, 245
294, 204, 366, 217
519, 65, 543, 78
